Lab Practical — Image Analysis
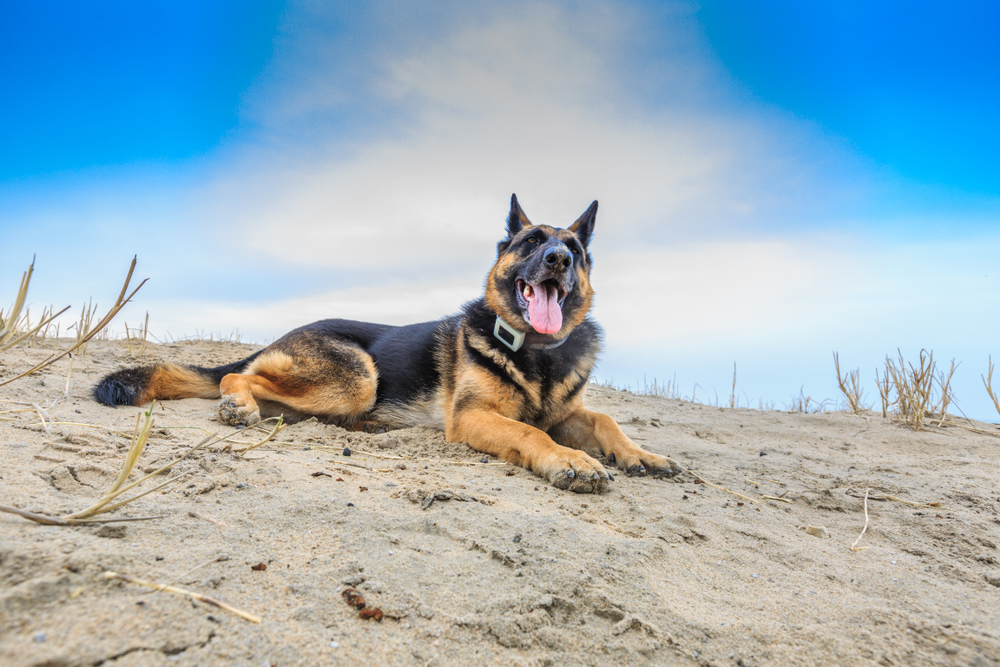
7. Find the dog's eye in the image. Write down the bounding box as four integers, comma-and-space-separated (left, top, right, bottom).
526, 237, 538, 244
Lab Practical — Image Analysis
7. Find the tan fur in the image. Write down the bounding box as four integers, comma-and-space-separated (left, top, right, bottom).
141, 364, 220, 404
463, 330, 540, 407
219, 348, 377, 425
484, 251, 525, 326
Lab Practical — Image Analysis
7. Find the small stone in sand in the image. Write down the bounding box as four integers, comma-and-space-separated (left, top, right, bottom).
806, 525, 830, 539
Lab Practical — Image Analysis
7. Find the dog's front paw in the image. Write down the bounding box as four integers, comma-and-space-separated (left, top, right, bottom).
218, 394, 261, 426
609, 450, 681, 479
642, 453, 682, 478
544, 450, 613, 494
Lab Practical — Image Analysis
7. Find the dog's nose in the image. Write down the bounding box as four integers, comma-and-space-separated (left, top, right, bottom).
543, 245, 572, 270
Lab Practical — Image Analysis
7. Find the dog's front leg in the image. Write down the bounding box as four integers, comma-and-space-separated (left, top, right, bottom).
447, 409, 611, 493
549, 408, 681, 478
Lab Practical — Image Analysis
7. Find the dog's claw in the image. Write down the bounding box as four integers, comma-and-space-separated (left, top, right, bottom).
566, 469, 575, 478
607, 452, 616, 464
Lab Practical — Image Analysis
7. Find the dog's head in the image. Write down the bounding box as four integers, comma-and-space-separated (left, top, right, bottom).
485, 194, 596, 338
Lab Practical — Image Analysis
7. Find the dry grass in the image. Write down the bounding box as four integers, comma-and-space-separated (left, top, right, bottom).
104, 571, 261, 623
0, 256, 147, 388
728, 362, 737, 409
0, 258, 71, 352
833, 352, 870, 414
876, 349, 956, 430
124, 311, 151, 357
70, 298, 97, 354
983, 357, 1000, 420
786, 386, 829, 414
0, 405, 286, 526
594, 375, 684, 400
0, 402, 176, 524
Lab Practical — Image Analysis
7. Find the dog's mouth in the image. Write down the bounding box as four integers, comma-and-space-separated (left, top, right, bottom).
516, 279, 568, 335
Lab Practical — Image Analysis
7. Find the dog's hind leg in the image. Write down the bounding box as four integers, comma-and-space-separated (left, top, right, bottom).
217, 339, 377, 426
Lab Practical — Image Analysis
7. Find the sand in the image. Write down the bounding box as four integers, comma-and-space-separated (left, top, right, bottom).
1, 338, 999, 667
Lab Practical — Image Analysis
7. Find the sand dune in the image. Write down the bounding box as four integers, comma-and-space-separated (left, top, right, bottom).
2, 339, 999, 666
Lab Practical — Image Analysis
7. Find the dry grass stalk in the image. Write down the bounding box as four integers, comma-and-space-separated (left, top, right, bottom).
933, 359, 957, 426
875, 367, 892, 418
850, 488, 871, 552
68, 298, 98, 354
0, 402, 213, 526
846, 488, 941, 507
833, 352, 869, 414
939, 420, 1000, 438
142, 554, 231, 597
787, 387, 828, 414
683, 468, 762, 504
0, 259, 72, 353
0, 258, 35, 346
0, 257, 147, 388
234, 417, 286, 457
729, 362, 737, 409
104, 571, 260, 623
879, 494, 940, 508
983, 357, 1000, 420
125, 311, 150, 357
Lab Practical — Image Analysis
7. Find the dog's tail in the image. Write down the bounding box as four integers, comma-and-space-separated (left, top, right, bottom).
93, 352, 262, 407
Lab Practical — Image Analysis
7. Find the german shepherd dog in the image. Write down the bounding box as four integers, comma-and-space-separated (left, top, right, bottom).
95, 195, 680, 493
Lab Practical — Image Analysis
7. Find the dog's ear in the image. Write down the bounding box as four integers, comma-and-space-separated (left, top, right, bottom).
506, 193, 534, 238
568, 200, 598, 248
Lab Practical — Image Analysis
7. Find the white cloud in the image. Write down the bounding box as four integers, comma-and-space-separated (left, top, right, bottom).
200, 1, 862, 278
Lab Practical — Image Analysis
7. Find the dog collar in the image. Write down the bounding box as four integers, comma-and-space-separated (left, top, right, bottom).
493, 316, 569, 352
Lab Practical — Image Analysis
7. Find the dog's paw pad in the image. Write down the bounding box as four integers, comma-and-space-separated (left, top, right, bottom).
552, 471, 575, 490
550, 465, 611, 494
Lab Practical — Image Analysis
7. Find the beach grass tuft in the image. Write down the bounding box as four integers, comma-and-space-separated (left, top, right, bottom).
833, 352, 870, 414
0, 256, 147, 388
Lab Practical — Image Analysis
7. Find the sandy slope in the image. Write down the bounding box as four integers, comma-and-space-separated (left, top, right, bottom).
1, 339, 999, 667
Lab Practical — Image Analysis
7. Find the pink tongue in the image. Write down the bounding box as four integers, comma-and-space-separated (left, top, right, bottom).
528, 283, 562, 334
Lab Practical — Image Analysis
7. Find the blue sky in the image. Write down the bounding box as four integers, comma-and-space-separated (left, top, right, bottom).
2, 1, 998, 420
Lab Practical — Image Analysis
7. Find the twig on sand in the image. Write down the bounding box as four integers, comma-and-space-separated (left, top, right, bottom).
327, 460, 374, 472
683, 469, 761, 504
846, 489, 941, 508
142, 555, 231, 596
0, 400, 53, 430
878, 494, 941, 508
851, 489, 871, 552
234, 417, 286, 457
761, 495, 793, 504
0, 505, 163, 525
104, 571, 260, 623
188, 511, 225, 527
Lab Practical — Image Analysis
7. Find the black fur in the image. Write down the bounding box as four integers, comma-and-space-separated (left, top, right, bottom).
93, 365, 156, 406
